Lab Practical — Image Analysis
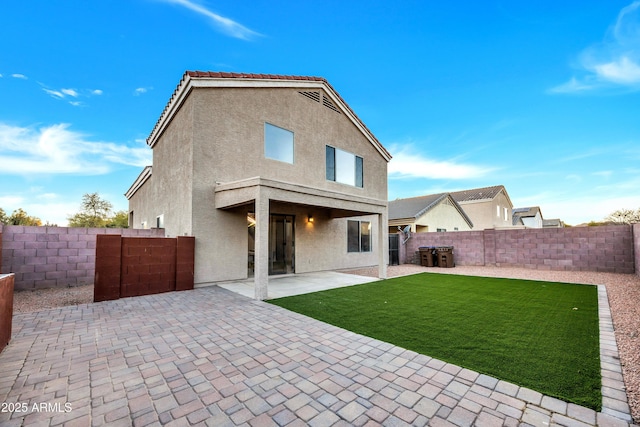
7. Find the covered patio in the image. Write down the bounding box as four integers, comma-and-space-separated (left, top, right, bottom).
214, 177, 388, 300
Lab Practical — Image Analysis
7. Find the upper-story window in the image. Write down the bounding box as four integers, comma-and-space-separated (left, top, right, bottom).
326, 145, 363, 188
265, 123, 294, 164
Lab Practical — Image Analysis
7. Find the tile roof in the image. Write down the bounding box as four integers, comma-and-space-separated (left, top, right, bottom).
148, 71, 391, 161
450, 185, 506, 202
389, 193, 448, 220
186, 71, 327, 82
389, 193, 474, 228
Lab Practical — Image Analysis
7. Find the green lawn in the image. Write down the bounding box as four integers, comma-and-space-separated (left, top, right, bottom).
268, 272, 601, 410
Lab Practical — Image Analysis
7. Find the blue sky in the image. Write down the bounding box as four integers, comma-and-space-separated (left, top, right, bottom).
1, 0, 639, 226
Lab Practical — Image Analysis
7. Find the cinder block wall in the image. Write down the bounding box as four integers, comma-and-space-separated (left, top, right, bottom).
406, 231, 486, 265
406, 225, 635, 274
0, 225, 165, 290
634, 223, 640, 277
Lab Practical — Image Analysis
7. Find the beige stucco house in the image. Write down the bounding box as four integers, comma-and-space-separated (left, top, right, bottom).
512, 206, 544, 228
388, 193, 473, 233
450, 185, 514, 230
126, 71, 391, 300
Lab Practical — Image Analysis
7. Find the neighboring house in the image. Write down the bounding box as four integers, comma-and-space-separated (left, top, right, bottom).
126, 71, 392, 300
450, 185, 514, 230
512, 206, 544, 228
543, 218, 564, 228
388, 193, 473, 233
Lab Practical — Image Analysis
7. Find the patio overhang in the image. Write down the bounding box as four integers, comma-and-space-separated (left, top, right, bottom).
214, 177, 388, 300
214, 177, 387, 215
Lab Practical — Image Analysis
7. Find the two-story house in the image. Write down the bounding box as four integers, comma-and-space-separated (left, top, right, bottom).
126, 71, 391, 300
450, 185, 514, 230
512, 206, 544, 228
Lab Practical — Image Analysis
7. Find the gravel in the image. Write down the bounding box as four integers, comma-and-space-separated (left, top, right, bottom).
11, 265, 640, 423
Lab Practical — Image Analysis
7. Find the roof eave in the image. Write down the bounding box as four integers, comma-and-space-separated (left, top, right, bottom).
125, 166, 152, 200
147, 72, 392, 162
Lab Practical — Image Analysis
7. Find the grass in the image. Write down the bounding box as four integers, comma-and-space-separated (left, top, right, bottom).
269, 272, 601, 410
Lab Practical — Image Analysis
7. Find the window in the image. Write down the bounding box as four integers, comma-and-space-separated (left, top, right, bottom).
496, 205, 500, 217
504, 207, 508, 221
265, 123, 294, 163
326, 146, 363, 188
156, 214, 164, 229
347, 220, 371, 252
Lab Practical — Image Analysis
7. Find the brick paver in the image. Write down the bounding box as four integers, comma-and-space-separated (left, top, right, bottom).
0, 285, 637, 426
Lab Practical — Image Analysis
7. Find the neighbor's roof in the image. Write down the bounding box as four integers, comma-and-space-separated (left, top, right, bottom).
147, 71, 392, 161
512, 206, 542, 225
389, 193, 474, 228
450, 185, 508, 203
543, 218, 563, 228
389, 193, 448, 220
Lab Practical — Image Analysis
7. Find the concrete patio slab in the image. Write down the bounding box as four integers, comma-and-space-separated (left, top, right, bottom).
0, 284, 636, 426
215, 271, 379, 299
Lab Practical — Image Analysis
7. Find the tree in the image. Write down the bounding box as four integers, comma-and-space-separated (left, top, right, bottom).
605, 208, 640, 225
68, 193, 129, 228
107, 210, 129, 228
0, 207, 8, 225
68, 193, 113, 228
6, 208, 42, 226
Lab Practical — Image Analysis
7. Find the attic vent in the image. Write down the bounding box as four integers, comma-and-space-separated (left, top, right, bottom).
322, 95, 341, 114
299, 91, 320, 102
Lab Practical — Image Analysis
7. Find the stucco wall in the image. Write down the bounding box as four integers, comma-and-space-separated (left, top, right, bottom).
405, 225, 634, 274
191, 87, 388, 202
189, 86, 387, 284
458, 192, 512, 230
129, 95, 194, 237
415, 201, 472, 232
1, 226, 165, 290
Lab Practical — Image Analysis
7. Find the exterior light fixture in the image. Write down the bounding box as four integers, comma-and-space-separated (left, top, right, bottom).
308, 214, 314, 223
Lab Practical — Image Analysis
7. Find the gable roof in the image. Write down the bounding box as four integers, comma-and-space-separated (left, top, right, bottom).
512, 206, 542, 225
147, 71, 392, 162
389, 193, 448, 220
450, 185, 511, 205
389, 193, 474, 228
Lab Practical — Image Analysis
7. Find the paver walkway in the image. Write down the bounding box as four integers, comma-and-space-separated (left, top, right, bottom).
0, 285, 636, 426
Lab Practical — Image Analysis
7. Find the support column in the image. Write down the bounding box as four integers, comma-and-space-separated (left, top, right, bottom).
254, 190, 269, 300
378, 211, 387, 279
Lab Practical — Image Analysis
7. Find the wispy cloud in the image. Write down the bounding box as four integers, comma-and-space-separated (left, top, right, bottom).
134, 87, 152, 96
550, 1, 640, 93
157, 0, 261, 40
0, 122, 152, 175
12, 73, 27, 79
388, 144, 494, 180
40, 84, 103, 106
